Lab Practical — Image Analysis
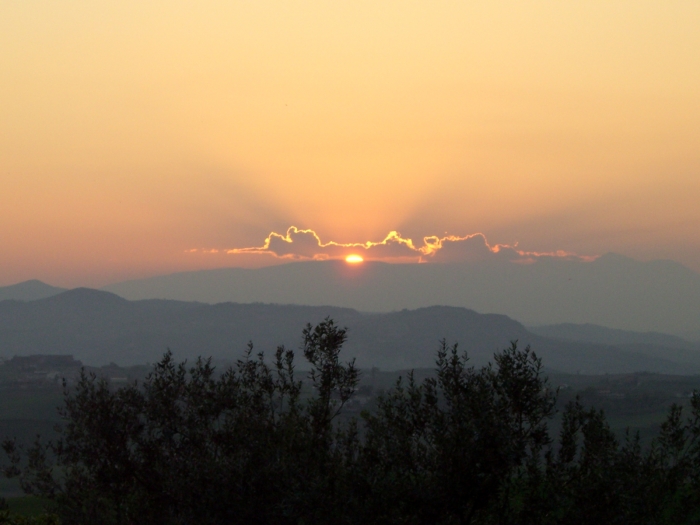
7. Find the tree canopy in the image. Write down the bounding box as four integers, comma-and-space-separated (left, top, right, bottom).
4, 318, 700, 524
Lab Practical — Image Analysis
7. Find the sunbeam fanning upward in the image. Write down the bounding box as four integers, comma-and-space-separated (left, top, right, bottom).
1, 1, 700, 287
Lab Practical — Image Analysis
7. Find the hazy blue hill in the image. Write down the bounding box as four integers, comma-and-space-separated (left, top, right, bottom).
686, 331, 700, 343
0, 289, 201, 364
0, 289, 361, 366
345, 306, 533, 370
0, 288, 134, 332
1, 291, 698, 374
529, 323, 696, 349
0, 280, 66, 301
528, 322, 700, 373
102, 255, 700, 336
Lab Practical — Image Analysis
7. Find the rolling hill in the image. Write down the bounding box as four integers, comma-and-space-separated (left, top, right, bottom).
1, 289, 699, 374
0, 280, 66, 301
102, 255, 700, 337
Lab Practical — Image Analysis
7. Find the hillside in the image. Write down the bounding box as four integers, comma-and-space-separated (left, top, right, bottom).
102, 255, 700, 336
0, 280, 66, 301
1, 289, 699, 374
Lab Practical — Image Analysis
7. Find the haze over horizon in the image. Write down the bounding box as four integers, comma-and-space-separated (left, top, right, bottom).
2, 2, 699, 287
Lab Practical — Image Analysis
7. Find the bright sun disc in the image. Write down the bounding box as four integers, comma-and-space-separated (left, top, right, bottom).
345, 254, 364, 264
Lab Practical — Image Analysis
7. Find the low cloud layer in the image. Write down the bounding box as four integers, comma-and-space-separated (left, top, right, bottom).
188, 226, 596, 265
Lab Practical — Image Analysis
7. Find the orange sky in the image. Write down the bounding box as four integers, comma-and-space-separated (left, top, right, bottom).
1, 1, 699, 287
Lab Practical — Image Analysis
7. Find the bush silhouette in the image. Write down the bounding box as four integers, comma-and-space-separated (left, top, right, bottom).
4, 319, 700, 524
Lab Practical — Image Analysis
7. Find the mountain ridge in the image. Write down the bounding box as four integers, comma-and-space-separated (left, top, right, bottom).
1, 289, 699, 374
101, 256, 700, 335
0, 280, 66, 302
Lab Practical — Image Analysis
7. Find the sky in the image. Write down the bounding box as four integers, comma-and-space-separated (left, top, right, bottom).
2, 1, 699, 287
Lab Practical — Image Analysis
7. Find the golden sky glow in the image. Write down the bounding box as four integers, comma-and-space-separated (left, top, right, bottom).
1, 1, 700, 286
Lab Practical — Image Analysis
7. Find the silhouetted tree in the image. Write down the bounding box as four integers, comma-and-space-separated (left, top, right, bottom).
354, 341, 556, 525
3, 319, 358, 525
6, 320, 700, 524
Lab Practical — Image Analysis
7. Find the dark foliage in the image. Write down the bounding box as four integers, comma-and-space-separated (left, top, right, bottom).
4, 319, 700, 524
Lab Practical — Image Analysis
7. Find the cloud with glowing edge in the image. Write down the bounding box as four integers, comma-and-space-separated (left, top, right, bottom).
188, 226, 596, 264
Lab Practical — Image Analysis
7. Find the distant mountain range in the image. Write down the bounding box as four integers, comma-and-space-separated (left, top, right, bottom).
0, 280, 67, 302
529, 323, 697, 349
1, 288, 700, 374
97, 254, 700, 337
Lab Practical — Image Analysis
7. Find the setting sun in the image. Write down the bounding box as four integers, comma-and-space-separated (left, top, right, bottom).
345, 254, 364, 264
